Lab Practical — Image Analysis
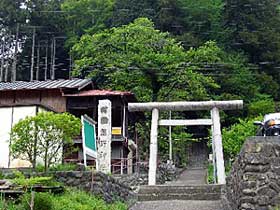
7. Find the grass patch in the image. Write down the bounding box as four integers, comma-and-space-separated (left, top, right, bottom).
0, 188, 127, 210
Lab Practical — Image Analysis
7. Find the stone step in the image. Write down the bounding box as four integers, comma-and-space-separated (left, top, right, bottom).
137, 185, 223, 201
130, 200, 224, 210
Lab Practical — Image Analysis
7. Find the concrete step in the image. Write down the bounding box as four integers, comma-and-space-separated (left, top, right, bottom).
137, 185, 223, 201
130, 200, 224, 210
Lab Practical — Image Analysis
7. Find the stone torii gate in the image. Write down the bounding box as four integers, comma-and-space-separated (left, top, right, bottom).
128, 100, 243, 185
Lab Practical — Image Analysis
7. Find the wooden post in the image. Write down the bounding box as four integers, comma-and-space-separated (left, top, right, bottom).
149, 108, 159, 185
211, 107, 226, 184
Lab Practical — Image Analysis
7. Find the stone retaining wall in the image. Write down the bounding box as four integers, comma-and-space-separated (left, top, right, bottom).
226, 136, 280, 210
52, 171, 135, 204
0, 169, 135, 204
116, 162, 179, 188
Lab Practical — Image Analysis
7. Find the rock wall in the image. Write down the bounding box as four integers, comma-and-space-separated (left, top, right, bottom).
226, 136, 280, 210
116, 162, 179, 188
52, 171, 135, 204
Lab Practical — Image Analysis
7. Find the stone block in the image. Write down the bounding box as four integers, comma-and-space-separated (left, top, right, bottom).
257, 196, 270, 206
242, 189, 257, 196
269, 182, 280, 193
240, 202, 256, 210
244, 165, 270, 173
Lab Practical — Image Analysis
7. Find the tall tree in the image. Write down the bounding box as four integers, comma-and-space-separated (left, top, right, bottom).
61, 0, 114, 49
71, 18, 217, 102
223, 0, 280, 86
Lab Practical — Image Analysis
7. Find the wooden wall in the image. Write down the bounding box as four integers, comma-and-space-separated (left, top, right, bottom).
0, 89, 66, 112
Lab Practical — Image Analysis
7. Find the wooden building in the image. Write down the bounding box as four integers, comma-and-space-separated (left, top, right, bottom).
0, 79, 138, 173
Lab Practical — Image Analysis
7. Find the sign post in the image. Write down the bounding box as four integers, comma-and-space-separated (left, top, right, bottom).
97, 100, 112, 173
81, 115, 97, 167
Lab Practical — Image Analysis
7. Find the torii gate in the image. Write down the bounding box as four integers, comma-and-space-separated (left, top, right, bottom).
128, 100, 243, 185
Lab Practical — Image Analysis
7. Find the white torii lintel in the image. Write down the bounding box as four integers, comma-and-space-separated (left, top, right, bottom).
128, 100, 243, 186
159, 119, 213, 126
128, 100, 243, 112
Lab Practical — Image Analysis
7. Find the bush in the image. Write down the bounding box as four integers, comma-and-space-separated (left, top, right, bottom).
49, 163, 77, 172
248, 99, 275, 117
10, 170, 59, 189
0, 198, 23, 210
21, 192, 53, 210
222, 116, 262, 162
0, 188, 127, 210
52, 188, 127, 210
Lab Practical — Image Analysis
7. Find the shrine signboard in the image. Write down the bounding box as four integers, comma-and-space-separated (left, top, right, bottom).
97, 100, 112, 173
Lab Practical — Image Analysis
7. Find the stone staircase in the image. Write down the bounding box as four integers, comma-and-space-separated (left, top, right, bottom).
136, 184, 223, 201
129, 168, 226, 210
130, 184, 225, 210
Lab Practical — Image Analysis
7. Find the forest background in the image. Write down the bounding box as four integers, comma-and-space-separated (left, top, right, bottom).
1, 0, 280, 164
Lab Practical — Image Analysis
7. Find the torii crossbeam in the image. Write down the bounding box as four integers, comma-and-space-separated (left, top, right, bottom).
128, 100, 243, 185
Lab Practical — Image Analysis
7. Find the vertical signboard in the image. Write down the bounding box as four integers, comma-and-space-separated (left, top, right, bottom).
82, 115, 97, 167
97, 100, 112, 173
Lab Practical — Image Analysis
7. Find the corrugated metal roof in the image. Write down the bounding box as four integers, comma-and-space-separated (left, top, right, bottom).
64, 89, 134, 97
0, 79, 92, 91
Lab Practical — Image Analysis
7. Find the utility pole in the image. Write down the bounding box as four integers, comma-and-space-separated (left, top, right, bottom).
69, 54, 72, 79
36, 41, 40, 80
50, 37, 54, 80
4, 60, 9, 82
0, 42, 4, 82
11, 23, 19, 82
30, 27, 36, 81
44, 40, 48, 80
50, 36, 56, 80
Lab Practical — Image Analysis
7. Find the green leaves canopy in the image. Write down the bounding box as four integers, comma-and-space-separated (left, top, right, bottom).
72, 18, 217, 102
10, 112, 81, 171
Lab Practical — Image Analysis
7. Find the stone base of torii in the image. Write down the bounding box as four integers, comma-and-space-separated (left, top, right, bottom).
128, 100, 243, 185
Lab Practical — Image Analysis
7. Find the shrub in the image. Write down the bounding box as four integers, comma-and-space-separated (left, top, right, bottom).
0, 188, 127, 210
10, 112, 81, 172
222, 116, 262, 162
52, 188, 127, 210
49, 163, 77, 172
248, 99, 275, 117
21, 192, 53, 210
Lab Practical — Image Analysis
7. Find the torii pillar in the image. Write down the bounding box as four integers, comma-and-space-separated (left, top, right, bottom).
128, 100, 243, 185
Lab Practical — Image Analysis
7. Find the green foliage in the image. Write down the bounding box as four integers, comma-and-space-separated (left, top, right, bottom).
223, 0, 280, 85
21, 192, 53, 210
177, 0, 224, 44
52, 188, 127, 210
13, 176, 55, 189
9, 170, 59, 190
10, 112, 81, 172
48, 163, 77, 172
72, 18, 218, 102
158, 126, 192, 166
61, 0, 115, 48
207, 163, 215, 184
0, 188, 127, 210
0, 198, 22, 210
248, 99, 275, 117
222, 116, 262, 161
